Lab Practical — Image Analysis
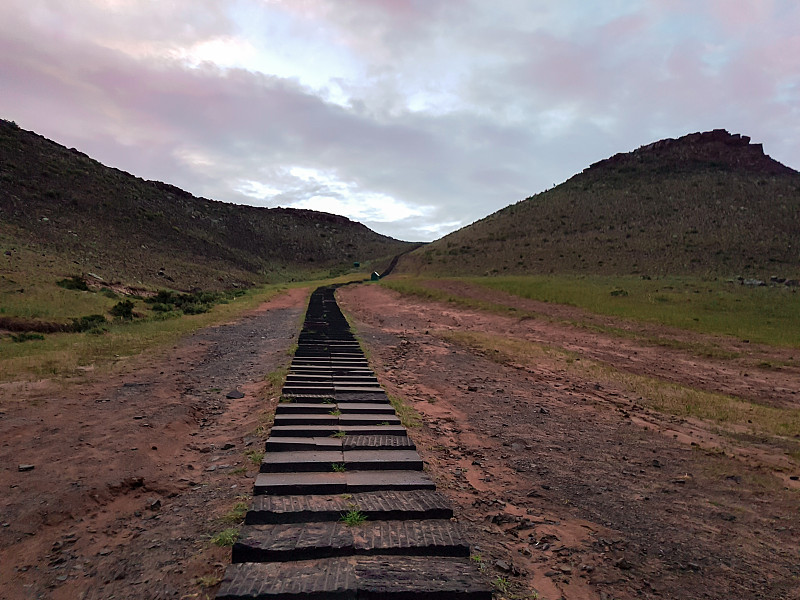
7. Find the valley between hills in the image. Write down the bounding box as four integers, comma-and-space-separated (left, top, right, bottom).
1, 122, 799, 600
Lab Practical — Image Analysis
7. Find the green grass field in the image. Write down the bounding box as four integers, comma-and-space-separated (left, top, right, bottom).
0, 271, 367, 385
382, 275, 800, 348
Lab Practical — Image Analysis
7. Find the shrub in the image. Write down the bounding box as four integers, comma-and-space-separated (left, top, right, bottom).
56, 276, 88, 291
110, 300, 135, 320
11, 332, 45, 343
71, 314, 108, 333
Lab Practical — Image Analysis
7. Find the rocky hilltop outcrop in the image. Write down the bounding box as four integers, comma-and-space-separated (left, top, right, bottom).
587, 129, 796, 176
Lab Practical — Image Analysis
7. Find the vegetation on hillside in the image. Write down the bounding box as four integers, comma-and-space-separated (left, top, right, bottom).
399, 130, 800, 278
0, 118, 412, 292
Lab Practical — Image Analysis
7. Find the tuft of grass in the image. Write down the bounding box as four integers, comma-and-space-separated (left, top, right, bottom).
340, 509, 367, 526
245, 450, 264, 465
210, 528, 239, 547
389, 394, 422, 428
222, 501, 249, 524
196, 574, 222, 588
493, 576, 511, 594
266, 366, 288, 389
331, 462, 346, 472
331, 431, 346, 438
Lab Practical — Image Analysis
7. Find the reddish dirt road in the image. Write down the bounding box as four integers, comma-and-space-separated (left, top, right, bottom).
0, 288, 307, 600
337, 283, 800, 600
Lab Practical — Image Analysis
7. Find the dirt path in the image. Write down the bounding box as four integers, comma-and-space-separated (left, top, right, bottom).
337, 283, 800, 600
0, 288, 308, 600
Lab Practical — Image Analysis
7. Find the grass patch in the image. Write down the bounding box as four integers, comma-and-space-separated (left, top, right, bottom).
245, 450, 264, 465
468, 275, 800, 348
0, 283, 288, 384
221, 501, 249, 525
441, 330, 800, 442
389, 394, 422, 428
331, 462, 346, 472
210, 528, 239, 547
331, 431, 346, 438
340, 509, 367, 526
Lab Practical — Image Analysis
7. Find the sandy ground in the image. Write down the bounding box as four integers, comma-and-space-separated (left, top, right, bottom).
336, 282, 800, 600
0, 288, 307, 600
2, 281, 799, 600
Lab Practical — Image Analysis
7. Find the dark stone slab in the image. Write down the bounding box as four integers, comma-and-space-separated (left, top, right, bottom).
353, 556, 493, 599
341, 425, 407, 436
260, 450, 344, 473
344, 450, 423, 471
254, 472, 346, 495
216, 558, 355, 599
265, 436, 343, 451
274, 414, 339, 426
217, 557, 491, 599
343, 435, 416, 450
338, 414, 401, 426
275, 403, 336, 415
334, 386, 385, 394
232, 520, 469, 563
270, 425, 340, 437
246, 490, 453, 524
335, 392, 390, 403
282, 385, 336, 395
345, 470, 435, 492
337, 403, 393, 414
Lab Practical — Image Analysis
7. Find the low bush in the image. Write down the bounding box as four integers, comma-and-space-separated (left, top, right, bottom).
56, 276, 88, 291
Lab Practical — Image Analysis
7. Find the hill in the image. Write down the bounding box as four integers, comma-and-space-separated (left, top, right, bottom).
398, 129, 800, 278
0, 119, 412, 291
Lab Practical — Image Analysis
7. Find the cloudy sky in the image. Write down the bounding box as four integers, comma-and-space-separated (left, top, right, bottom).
1, 1, 798, 241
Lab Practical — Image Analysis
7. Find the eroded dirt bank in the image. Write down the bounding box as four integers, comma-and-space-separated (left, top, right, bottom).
337, 283, 800, 600
0, 288, 307, 600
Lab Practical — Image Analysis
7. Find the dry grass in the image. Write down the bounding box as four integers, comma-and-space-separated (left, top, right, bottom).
440, 330, 800, 441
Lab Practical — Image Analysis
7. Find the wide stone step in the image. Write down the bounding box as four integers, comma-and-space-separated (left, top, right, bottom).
275, 402, 337, 414
270, 425, 407, 437
260, 450, 423, 473
337, 402, 394, 414
232, 520, 470, 563
335, 392, 390, 403
254, 470, 435, 495
218, 556, 492, 599
245, 490, 453, 524
339, 414, 400, 426
334, 385, 385, 394
273, 414, 339, 426
264, 435, 416, 452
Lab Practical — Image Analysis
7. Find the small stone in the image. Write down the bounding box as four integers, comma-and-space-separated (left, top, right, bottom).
494, 560, 512, 573
790, 476, 799, 481
614, 557, 633, 570
226, 390, 245, 399
221, 443, 235, 450
687, 562, 701, 571
652, 459, 662, 468
147, 498, 161, 511
467, 386, 478, 392
18, 464, 35, 472
559, 565, 573, 574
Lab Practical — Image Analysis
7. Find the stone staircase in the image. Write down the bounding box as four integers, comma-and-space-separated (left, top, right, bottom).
216, 286, 491, 599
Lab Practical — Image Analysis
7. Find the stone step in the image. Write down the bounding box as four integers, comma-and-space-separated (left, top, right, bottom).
337, 402, 394, 414
260, 450, 423, 473
338, 414, 400, 426
273, 414, 339, 426
254, 470, 435, 495
264, 435, 416, 452
333, 386, 385, 394
245, 490, 453, 524
217, 556, 492, 599
232, 520, 470, 563
335, 392, 390, 403
265, 436, 343, 451
274, 402, 337, 415
270, 425, 407, 438
282, 385, 336, 395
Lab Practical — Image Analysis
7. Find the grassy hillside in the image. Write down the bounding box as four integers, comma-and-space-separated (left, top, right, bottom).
399, 130, 800, 279
0, 118, 412, 292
